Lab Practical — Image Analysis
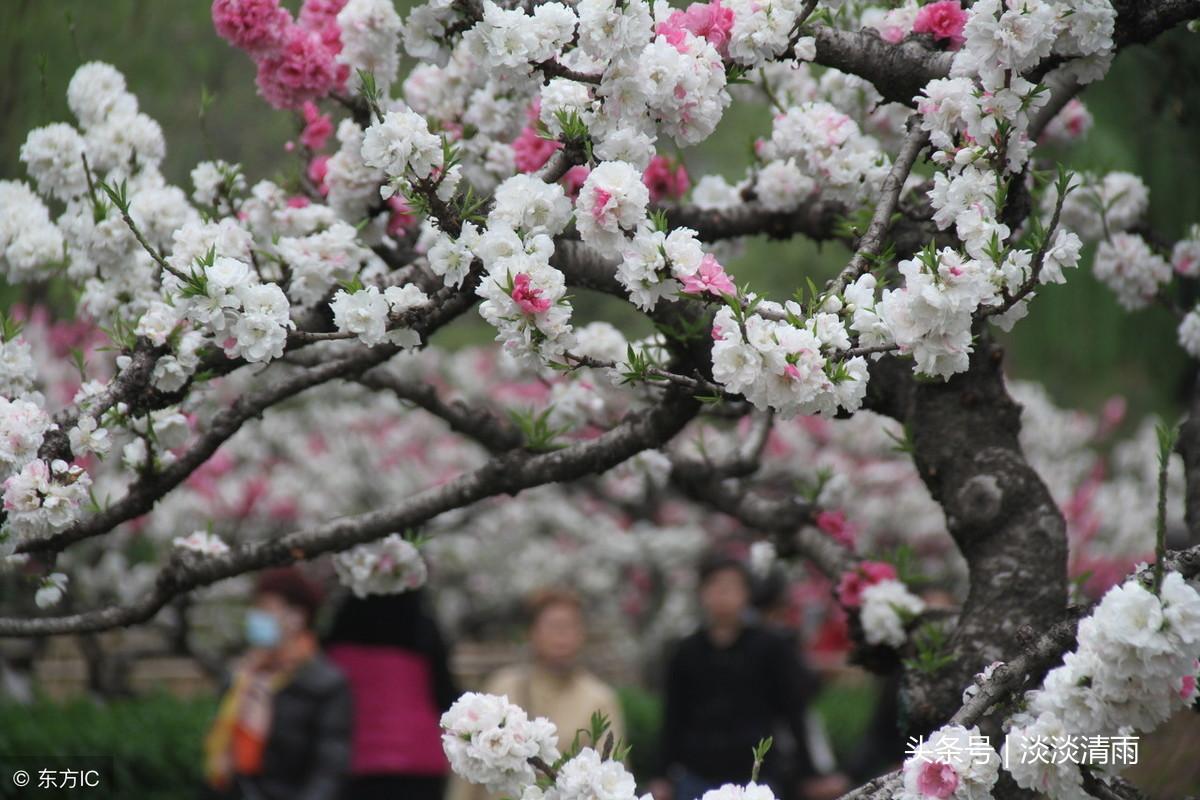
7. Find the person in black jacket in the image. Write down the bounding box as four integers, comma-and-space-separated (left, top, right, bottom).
204, 567, 352, 800
649, 555, 825, 800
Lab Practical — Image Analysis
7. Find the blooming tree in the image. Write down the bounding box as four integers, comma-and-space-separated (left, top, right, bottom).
3, 0, 1200, 797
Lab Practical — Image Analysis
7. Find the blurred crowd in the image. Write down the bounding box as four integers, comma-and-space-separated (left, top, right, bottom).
201, 553, 908, 800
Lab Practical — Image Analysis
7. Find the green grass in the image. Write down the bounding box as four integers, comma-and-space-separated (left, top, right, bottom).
0, 691, 214, 799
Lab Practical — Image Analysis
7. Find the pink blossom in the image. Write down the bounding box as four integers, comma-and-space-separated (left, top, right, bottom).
837, 561, 898, 608
308, 154, 330, 195
1180, 672, 1197, 700
512, 125, 562, 173
1176, 252, 1199, 276
511, 273, 551, 315
562, 165, 591, 199
254, 25, 341, 110
300, 101, 334, 150
912, 1, 967, 49
386, 196, 417, 238
876, 12, 910, 44
681, 253, 736, 298
591, 187, 614, 223
286, 195, 310, 208
212, 0, 292, 55
916, 761, 960, 799
299, 0, 348, 62
299, 0, 348, 31
656, 0, 734, 56
642, 155, 691, 203
816, 510, 857, 549
1098, 396, 1126, 436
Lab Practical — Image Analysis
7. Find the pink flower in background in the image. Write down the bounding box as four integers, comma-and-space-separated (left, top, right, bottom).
299, 0, 348, 49
916, 761, 959, 798
286, 195, 310, 208
511, 273, 552, 315
816, 510, 857, 549
254, 25, 340, 109
874, 8, 913, 44
1098, 395, 1126, 436
562, 165, 591, 199
912, 1, 967, 49
837, 561, 898, 607
212, 0, 292, 55
681, 254, 736, 297
656, 0, 734, 56
1040, 98, 1094, 146
1180, 671, 1197, 701
300, 101, 334, 150
512, 126, 562, 173
386, 196, 416, 237
298, 0, 349, 87
643, 155, 690, 203
308, 154, 330, 195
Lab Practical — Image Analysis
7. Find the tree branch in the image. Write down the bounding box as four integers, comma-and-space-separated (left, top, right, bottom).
0, 390, 699, 636
830, 117, 929, 295
355, 368, 524, 453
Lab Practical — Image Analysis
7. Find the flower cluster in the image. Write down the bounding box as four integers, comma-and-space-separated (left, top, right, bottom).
876, 248, 1014, 379
618, 226, 735, 311
465, 175, 580, 366
0, 181, 64, 283
953, 0, 1115, 89
440, 692, 560, 796
537, 747, 647, 800
576, 162, 651, 253
333, 534, 429, 597
360, 108, 447, 198
168, 253, 296, 364
758, 102, 887, 208
865, 1, 968, 49
212, 0, 375, 109
1005, 573, 1200, 797
1092, 232, 1172, 311
859, 578, 926, 648
0, 397, 54, 478
710, 300, 868, 418
866, 0, 1104, 379
836, 561, 925, 647
330, 283, 429, 347
1052, 171, 1148, 244
898, 724, 1000, 800
3, 459, 92, 541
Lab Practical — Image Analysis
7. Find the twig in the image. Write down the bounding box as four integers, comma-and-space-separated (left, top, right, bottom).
829, 117, 929, 295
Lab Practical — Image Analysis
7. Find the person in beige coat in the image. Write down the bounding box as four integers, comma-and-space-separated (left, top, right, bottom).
450, 588, 625, 800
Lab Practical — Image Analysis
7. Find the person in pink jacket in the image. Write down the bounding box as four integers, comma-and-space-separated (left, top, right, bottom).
325, 589, 458, 800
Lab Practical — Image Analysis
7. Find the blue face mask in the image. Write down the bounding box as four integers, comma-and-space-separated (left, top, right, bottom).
245, 609, 283, 648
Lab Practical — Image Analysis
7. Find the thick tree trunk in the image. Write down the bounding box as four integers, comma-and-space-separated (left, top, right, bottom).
868, 334, 1070, 798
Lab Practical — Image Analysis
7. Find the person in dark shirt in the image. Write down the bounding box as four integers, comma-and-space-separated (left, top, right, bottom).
649, 554, 827, 800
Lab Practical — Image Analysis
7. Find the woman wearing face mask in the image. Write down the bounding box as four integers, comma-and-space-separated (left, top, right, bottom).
204, 567, 352, 800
